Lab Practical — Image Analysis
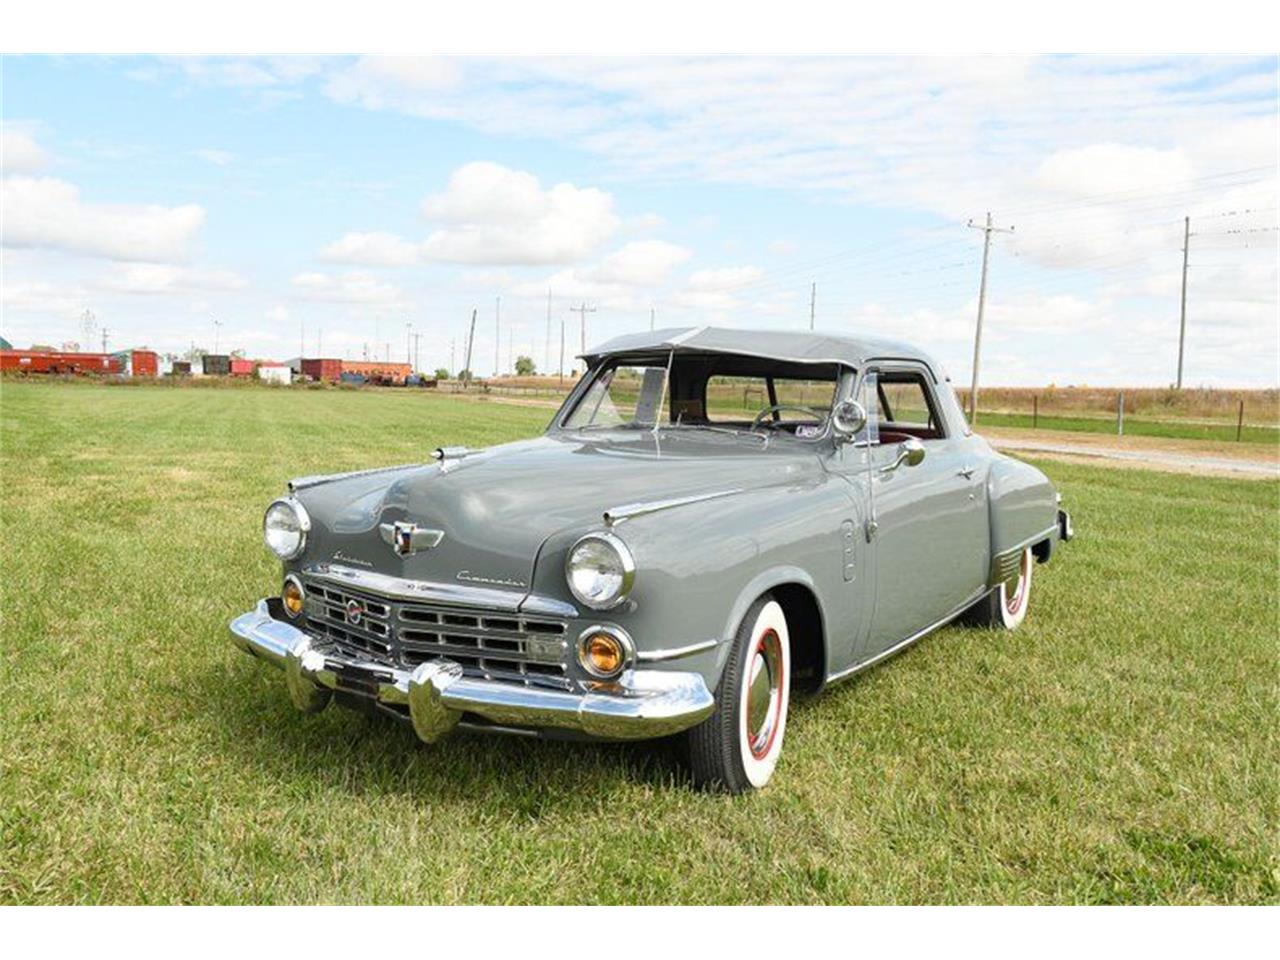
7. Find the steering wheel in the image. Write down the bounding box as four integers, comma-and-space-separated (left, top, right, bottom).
750, 404, 828, 431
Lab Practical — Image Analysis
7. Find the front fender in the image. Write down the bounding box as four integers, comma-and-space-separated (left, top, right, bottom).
526, 474, 849, 691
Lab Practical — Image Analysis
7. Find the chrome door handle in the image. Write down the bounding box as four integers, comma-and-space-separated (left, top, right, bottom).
957, 465, 975, 479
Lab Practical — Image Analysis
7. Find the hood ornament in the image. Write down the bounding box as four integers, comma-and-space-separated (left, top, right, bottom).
379, 521, 445, 557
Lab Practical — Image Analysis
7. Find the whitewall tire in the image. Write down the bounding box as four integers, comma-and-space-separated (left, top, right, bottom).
686, 596, 791, 793
961, 547, 1034, 629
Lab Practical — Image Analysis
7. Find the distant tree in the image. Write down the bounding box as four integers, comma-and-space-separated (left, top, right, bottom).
515, 355, 536, 376
458, 369, 472, 382
434, 367, 450, 380
230, 348, 247, 359
30, 343, 56, 352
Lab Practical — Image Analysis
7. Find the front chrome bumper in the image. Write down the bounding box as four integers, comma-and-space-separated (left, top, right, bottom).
228, 599, 715, 742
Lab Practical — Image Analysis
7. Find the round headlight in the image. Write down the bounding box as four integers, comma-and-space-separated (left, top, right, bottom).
565, 532, 635, 610
263, 498, 310, 560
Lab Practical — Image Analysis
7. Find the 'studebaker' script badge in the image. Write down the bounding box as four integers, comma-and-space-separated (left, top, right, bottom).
379, 521, 445, 557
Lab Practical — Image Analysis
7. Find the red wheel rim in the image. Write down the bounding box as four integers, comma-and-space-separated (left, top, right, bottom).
1004, 550, 1030, 616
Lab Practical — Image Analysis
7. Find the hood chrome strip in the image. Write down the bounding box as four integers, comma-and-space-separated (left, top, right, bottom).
302, 563, 579, 618
603, 488, 745, 526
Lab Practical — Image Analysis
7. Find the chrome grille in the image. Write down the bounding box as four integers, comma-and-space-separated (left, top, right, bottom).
302, 578, 571, 689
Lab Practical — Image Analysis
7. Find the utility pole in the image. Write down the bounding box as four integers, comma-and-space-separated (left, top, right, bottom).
1176, 215, 1190, 389
545, 289, 552, 377
965, 212, 1014, 423
809, 282, 816, 331
650, 305, 656, 331
405, 321, 413, 367
213, 319, 222, 354
463, 308, 477, 390
559, 318, 566, 387
450, 337, 456, 377
412, 332, 422, 374
569, 302, 596, 356
101, 327, 109, 353
494, 296, 501, 377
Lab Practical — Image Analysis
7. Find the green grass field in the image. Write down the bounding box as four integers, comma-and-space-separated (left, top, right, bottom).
2, 380, 1276, 904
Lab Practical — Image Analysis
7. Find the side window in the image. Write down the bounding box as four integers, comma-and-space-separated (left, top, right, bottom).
877, 371, 946, 439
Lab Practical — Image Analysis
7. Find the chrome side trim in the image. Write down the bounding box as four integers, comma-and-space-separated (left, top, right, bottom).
824, 587, 986, 686
302, 562, 579, 618
987, 524, 1057, 587
635, 638, 720, 663
229, 600, 714, 741
604, 488, 745, 526
288, 463, 422, 493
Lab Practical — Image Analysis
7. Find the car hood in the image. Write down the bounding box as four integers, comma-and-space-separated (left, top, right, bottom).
292, 430, 822, 595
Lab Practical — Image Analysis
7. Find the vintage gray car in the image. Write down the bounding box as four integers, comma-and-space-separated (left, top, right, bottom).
230, 327, 1072, 792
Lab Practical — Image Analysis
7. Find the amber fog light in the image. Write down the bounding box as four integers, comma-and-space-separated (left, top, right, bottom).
578, 626, 633, 680
282, 575, 305, 618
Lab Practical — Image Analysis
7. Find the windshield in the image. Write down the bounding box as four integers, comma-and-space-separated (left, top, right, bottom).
563, 360, 670, 430
560, 352, 846, 438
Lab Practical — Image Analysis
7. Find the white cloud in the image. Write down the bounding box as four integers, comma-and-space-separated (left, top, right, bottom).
292, 270, 402, 304
586, 240, 691, 286
686, 266, 763, 291
1, 176, 205, 262
265, 306, 291, 322
319, 231, 420, 266
767, 239, 798, 257
419, 162, 619, 265
96, 263, 247, 295
2, 126, 49, 173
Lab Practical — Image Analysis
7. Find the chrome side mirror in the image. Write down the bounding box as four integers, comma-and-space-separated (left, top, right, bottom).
882, 436, 926, 472
831, 400, 867, 443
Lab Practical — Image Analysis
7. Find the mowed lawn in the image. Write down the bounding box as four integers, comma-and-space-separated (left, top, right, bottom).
1, 380, 1276, 904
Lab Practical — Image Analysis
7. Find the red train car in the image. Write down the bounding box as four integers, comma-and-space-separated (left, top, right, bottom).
300, 358, 343, 382
1, 349, 122, 375
229, 358, 257, 377
130, 350, 158, 377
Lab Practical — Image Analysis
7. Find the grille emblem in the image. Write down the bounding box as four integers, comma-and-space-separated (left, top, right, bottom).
379, 521, 445, 557
345, 599, 364, 625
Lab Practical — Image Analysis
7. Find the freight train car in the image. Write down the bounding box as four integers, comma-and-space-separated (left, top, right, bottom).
300, 358, 343, 382
202, 354, 231, 376
341, 360, 412, 385
1, 349, 122, 375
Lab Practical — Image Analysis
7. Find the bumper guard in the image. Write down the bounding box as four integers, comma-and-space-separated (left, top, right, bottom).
228, 600, 715, 742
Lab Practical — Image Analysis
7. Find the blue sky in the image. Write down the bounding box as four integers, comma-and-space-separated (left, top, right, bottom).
3, 55, 1277, 385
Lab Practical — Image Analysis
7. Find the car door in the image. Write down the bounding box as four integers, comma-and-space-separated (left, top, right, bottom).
857, 363, 989, 655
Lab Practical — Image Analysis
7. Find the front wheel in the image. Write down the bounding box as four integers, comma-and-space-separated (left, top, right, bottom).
961, 547, 1033, 629
685, 596, 791, 793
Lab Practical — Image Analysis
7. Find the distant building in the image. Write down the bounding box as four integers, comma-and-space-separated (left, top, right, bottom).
257, 365, 292, 385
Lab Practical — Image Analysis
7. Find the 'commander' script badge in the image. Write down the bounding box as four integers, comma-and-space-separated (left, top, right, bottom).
379, 521, 445, 557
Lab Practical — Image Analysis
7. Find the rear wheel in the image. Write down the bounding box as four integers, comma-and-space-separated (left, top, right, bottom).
685, 596, 791, 793
962, 547, 1033, 629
